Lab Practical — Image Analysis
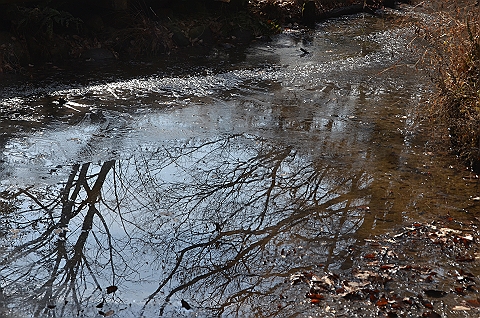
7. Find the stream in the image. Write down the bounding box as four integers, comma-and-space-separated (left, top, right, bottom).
1, 10, 479, 318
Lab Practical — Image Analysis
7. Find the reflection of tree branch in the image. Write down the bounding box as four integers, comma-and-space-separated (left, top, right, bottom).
15, 186, 58, 221
256, 147, 292, 226
2, 132, 374, 317
1, 159, 116, 316
144, 185, 355, 316
60, 163, 88, 227
92, 205, 116, 285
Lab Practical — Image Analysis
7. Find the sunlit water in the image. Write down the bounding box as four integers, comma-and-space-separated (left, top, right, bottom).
0, 12, 479, 317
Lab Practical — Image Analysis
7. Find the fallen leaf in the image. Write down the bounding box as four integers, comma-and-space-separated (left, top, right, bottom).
466, 298, 480, 307
460, 234, 474, 242
403, 297, 414, 305
314, 274, 337, 289
335, 287, 345, 294
290, 273, 305, 285
391, 301, 402, 309
452, 305, 471, 310
354, 270, 373, 280
306, 293, 324, 300
302, 272, 313, 280
425, 275, 434, 283
466, 285, 477, 292
422, 300, 433, 309
335, 280, 370, 298
181, 299, 192, 310
422, 312, 441, 318
310, 274, 323, 282
437, 227, 461, 236
310, 298, 322, 304
454, 287, 465, 295
104, 310, 114, 317
387, 250, 398, 258
106, 286, 118, 294
380, 264, 396, 270
365, 253, 376, 259
376, 297, 388, 306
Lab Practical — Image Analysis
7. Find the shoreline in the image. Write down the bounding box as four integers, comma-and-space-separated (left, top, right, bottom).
0, 0, 407, 74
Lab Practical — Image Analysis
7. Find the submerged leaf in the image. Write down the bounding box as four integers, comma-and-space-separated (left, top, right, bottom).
422, 300, 434, 309
306, 293, 324, 300
181, 299, 192, 310
106, 286, 118, 294
376, 297, 388, 307
310, 298, 322, 304
466, 298, 480, 307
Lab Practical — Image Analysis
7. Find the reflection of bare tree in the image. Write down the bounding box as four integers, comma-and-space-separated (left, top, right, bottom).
0, 134, 372, 317
115, 134, 372, 316
0, 160, 115, 316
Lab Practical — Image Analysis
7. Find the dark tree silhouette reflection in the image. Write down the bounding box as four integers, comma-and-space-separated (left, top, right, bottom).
1, 160, 115, 317
0, 133, 373, 317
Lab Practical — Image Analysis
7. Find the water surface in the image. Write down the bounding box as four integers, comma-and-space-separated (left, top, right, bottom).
1, 12, 479, 317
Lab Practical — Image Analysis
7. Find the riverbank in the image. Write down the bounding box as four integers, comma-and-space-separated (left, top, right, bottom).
416, 0, 480, 171
0, 0, 406, 73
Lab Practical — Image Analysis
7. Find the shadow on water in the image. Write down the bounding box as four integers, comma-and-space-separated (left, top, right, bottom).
1, 12, 480, 317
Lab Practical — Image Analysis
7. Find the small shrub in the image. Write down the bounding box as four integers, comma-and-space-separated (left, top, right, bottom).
15, 6, 83, 39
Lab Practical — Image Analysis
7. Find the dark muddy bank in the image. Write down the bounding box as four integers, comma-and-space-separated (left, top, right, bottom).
0, 0, 413, 73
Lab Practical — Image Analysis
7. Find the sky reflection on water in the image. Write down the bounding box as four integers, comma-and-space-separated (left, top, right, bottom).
1, 13, 477, 317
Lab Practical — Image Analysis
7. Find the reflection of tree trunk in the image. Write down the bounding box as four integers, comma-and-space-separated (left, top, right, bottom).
24, 160, 115, 316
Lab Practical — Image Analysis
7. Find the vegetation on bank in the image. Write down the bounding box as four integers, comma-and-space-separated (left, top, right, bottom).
0, 0, 400, 72
418, 1, 480, 170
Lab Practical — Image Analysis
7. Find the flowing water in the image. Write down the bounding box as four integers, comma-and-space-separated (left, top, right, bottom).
0, 11, 479, 318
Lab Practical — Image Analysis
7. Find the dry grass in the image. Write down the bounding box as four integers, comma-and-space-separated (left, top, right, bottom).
418, 1, 480, 169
